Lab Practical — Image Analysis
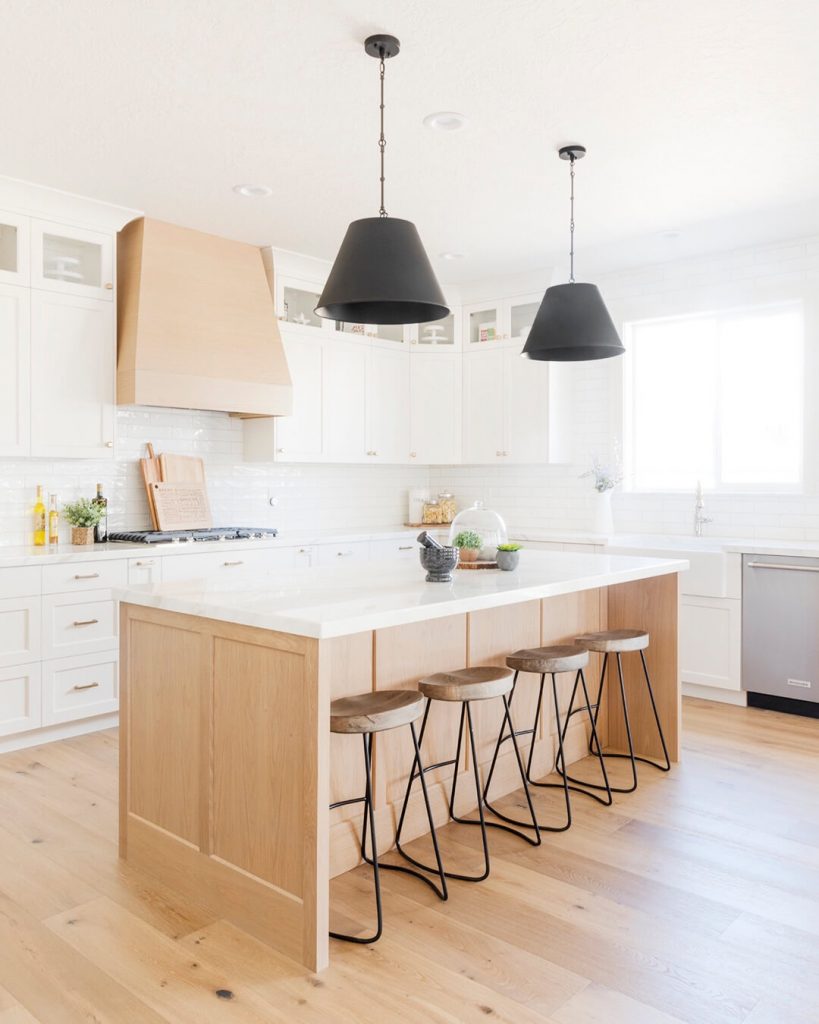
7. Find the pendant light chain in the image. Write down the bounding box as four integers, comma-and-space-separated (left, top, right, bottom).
568, 153, 576, 283
378, 54, 387, 217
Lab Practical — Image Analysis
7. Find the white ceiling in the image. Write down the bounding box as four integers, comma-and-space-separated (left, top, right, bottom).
2, 0, 819, 283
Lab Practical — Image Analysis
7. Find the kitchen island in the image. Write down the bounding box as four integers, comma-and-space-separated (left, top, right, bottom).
117, 550, 686, 971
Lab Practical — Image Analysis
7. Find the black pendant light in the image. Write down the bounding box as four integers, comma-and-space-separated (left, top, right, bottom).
315, 35, 449, 326
522, 145, 624, 361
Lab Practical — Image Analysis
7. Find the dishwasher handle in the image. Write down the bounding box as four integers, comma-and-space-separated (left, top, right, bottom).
746, 561, 819, 573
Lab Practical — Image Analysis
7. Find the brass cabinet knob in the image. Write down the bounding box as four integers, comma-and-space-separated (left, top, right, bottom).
104, 282, 113, 290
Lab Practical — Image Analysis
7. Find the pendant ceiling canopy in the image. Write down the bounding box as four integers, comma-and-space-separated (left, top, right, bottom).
315, 34, 449, 326
522, 145, 624, 362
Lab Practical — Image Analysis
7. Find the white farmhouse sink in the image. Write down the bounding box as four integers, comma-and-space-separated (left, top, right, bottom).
606, 534, 734, 597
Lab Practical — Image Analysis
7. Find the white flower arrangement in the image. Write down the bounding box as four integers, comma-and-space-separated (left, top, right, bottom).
581, 447, 624, 493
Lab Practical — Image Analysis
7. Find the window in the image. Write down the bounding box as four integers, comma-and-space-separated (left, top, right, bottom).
623, 303, 804, 492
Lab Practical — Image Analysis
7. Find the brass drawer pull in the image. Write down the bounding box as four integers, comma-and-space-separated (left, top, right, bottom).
72, 681, 100, 691
134, 560, 155, 567
73, 572, 100, 580
223, 560, 244, 567
399, 545, 413, 551
73, 619, 99, 627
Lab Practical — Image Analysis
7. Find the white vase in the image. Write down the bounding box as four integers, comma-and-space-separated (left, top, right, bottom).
592, 489, 615, 537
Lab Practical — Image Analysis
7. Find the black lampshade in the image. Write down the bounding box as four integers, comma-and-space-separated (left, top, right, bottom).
315, 217, 449, 325
521, 283, 624, 361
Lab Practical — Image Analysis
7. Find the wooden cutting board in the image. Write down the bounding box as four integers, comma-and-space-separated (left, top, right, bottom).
160, 453, 206, 483
140, 443, 162, 529
151, 483, 213, 531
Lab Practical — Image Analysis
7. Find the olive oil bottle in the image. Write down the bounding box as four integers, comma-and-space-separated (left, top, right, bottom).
33, 485, 46, 546
48, 494, 59, 545
93, 483, 108, 543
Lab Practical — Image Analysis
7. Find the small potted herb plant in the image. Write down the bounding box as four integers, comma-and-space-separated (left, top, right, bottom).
63, 497, 106, 546
496, 542, 522, 571
453, 529, 483, 563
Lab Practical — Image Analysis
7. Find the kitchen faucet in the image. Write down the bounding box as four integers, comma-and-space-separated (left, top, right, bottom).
694, 481, 713, 537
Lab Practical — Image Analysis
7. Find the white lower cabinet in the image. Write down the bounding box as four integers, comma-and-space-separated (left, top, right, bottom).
30, 291, 115, 458
42, 590, 117, 659
369, 538, 418, 562
0, 595, 40, 667
316, 541, 370, 566
0, 662, 41, 737
41, 651, 119, 726
127, 556, 163, 585
679, 595, 742, 692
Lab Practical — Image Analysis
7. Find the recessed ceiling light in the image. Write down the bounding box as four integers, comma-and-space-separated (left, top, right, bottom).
233, 183, 272, 198
439, 251, 465, 260
423, 111, 468, 132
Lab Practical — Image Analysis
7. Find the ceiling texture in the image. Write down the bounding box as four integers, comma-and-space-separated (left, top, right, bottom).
2, 0, 818, 282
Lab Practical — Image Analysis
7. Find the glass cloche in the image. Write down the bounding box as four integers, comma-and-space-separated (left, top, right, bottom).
448, 500, 508, 561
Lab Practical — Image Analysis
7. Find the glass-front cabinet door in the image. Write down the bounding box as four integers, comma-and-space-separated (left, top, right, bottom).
337, 321, 407, 345
31, 219, 114, 300
509, 295, 542, 344
0, 210, 30, 286
411, 311, 460, 350
464, 302, 502, 345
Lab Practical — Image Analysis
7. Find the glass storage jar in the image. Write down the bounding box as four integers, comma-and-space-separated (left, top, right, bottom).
422, 500, 443, 525
448, 501, 508, 561
438, 492, 457, 524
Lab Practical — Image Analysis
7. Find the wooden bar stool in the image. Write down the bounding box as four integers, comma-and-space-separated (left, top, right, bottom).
394, 666, 540, 885
482, 644, 612, 832
330, 690, 447, 945
572, 628, 671, 794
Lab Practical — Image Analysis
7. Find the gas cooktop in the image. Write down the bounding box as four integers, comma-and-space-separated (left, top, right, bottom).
108, 527, 279, 545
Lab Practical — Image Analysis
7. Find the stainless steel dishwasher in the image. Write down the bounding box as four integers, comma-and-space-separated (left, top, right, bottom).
742, 553, 819, 717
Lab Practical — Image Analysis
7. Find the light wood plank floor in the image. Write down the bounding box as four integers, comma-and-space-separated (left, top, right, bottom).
0, 698, 817, 1023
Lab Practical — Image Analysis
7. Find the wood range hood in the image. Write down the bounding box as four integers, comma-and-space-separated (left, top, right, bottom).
117, 217, 292, 417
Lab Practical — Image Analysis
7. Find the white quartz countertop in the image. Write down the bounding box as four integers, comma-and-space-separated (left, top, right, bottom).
115, 549, 688, 639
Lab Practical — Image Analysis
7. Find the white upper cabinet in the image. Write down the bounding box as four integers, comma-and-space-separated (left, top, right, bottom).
273, 334, 325, 461
367, 346, 410, 463
30, 292, 115, 458
0, 210, 30, 286
0, 284, 30, 456
463, 348, 506, 462
463, 347, 549, 463
410, 351, 462, 464
503, 347, 549, 463
31, 220, 114, 301
322, 337, 368, 461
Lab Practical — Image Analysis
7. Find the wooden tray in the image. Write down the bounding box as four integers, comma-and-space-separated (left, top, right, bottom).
458, 560, 498, 570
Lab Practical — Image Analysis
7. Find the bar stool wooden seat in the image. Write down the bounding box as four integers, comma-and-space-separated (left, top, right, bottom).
395, 665, 541, 885
483, 644, 612, 834
329, 689, 446, 945
572, 628, 670, 794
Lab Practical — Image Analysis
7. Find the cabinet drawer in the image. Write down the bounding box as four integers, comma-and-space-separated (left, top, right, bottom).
369, 539, 418, 562
127, 556, 163, 585
316, 541, 370, 567
42, 652, 118, 725
0, 565, 41, 598
0, 662, 41, 737
42, 591, 117, 658
42, 559, 126, 594
0, 596, 40, 667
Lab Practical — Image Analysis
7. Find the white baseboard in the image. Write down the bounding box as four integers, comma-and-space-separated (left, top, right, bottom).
0, 713, 119, 755
682, 682, 747, 707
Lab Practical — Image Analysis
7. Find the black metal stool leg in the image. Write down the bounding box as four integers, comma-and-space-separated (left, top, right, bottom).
470, 695, 541, 845
532, 667, 614, 811
638, 650, 671, 772
330, 733, 382, 943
